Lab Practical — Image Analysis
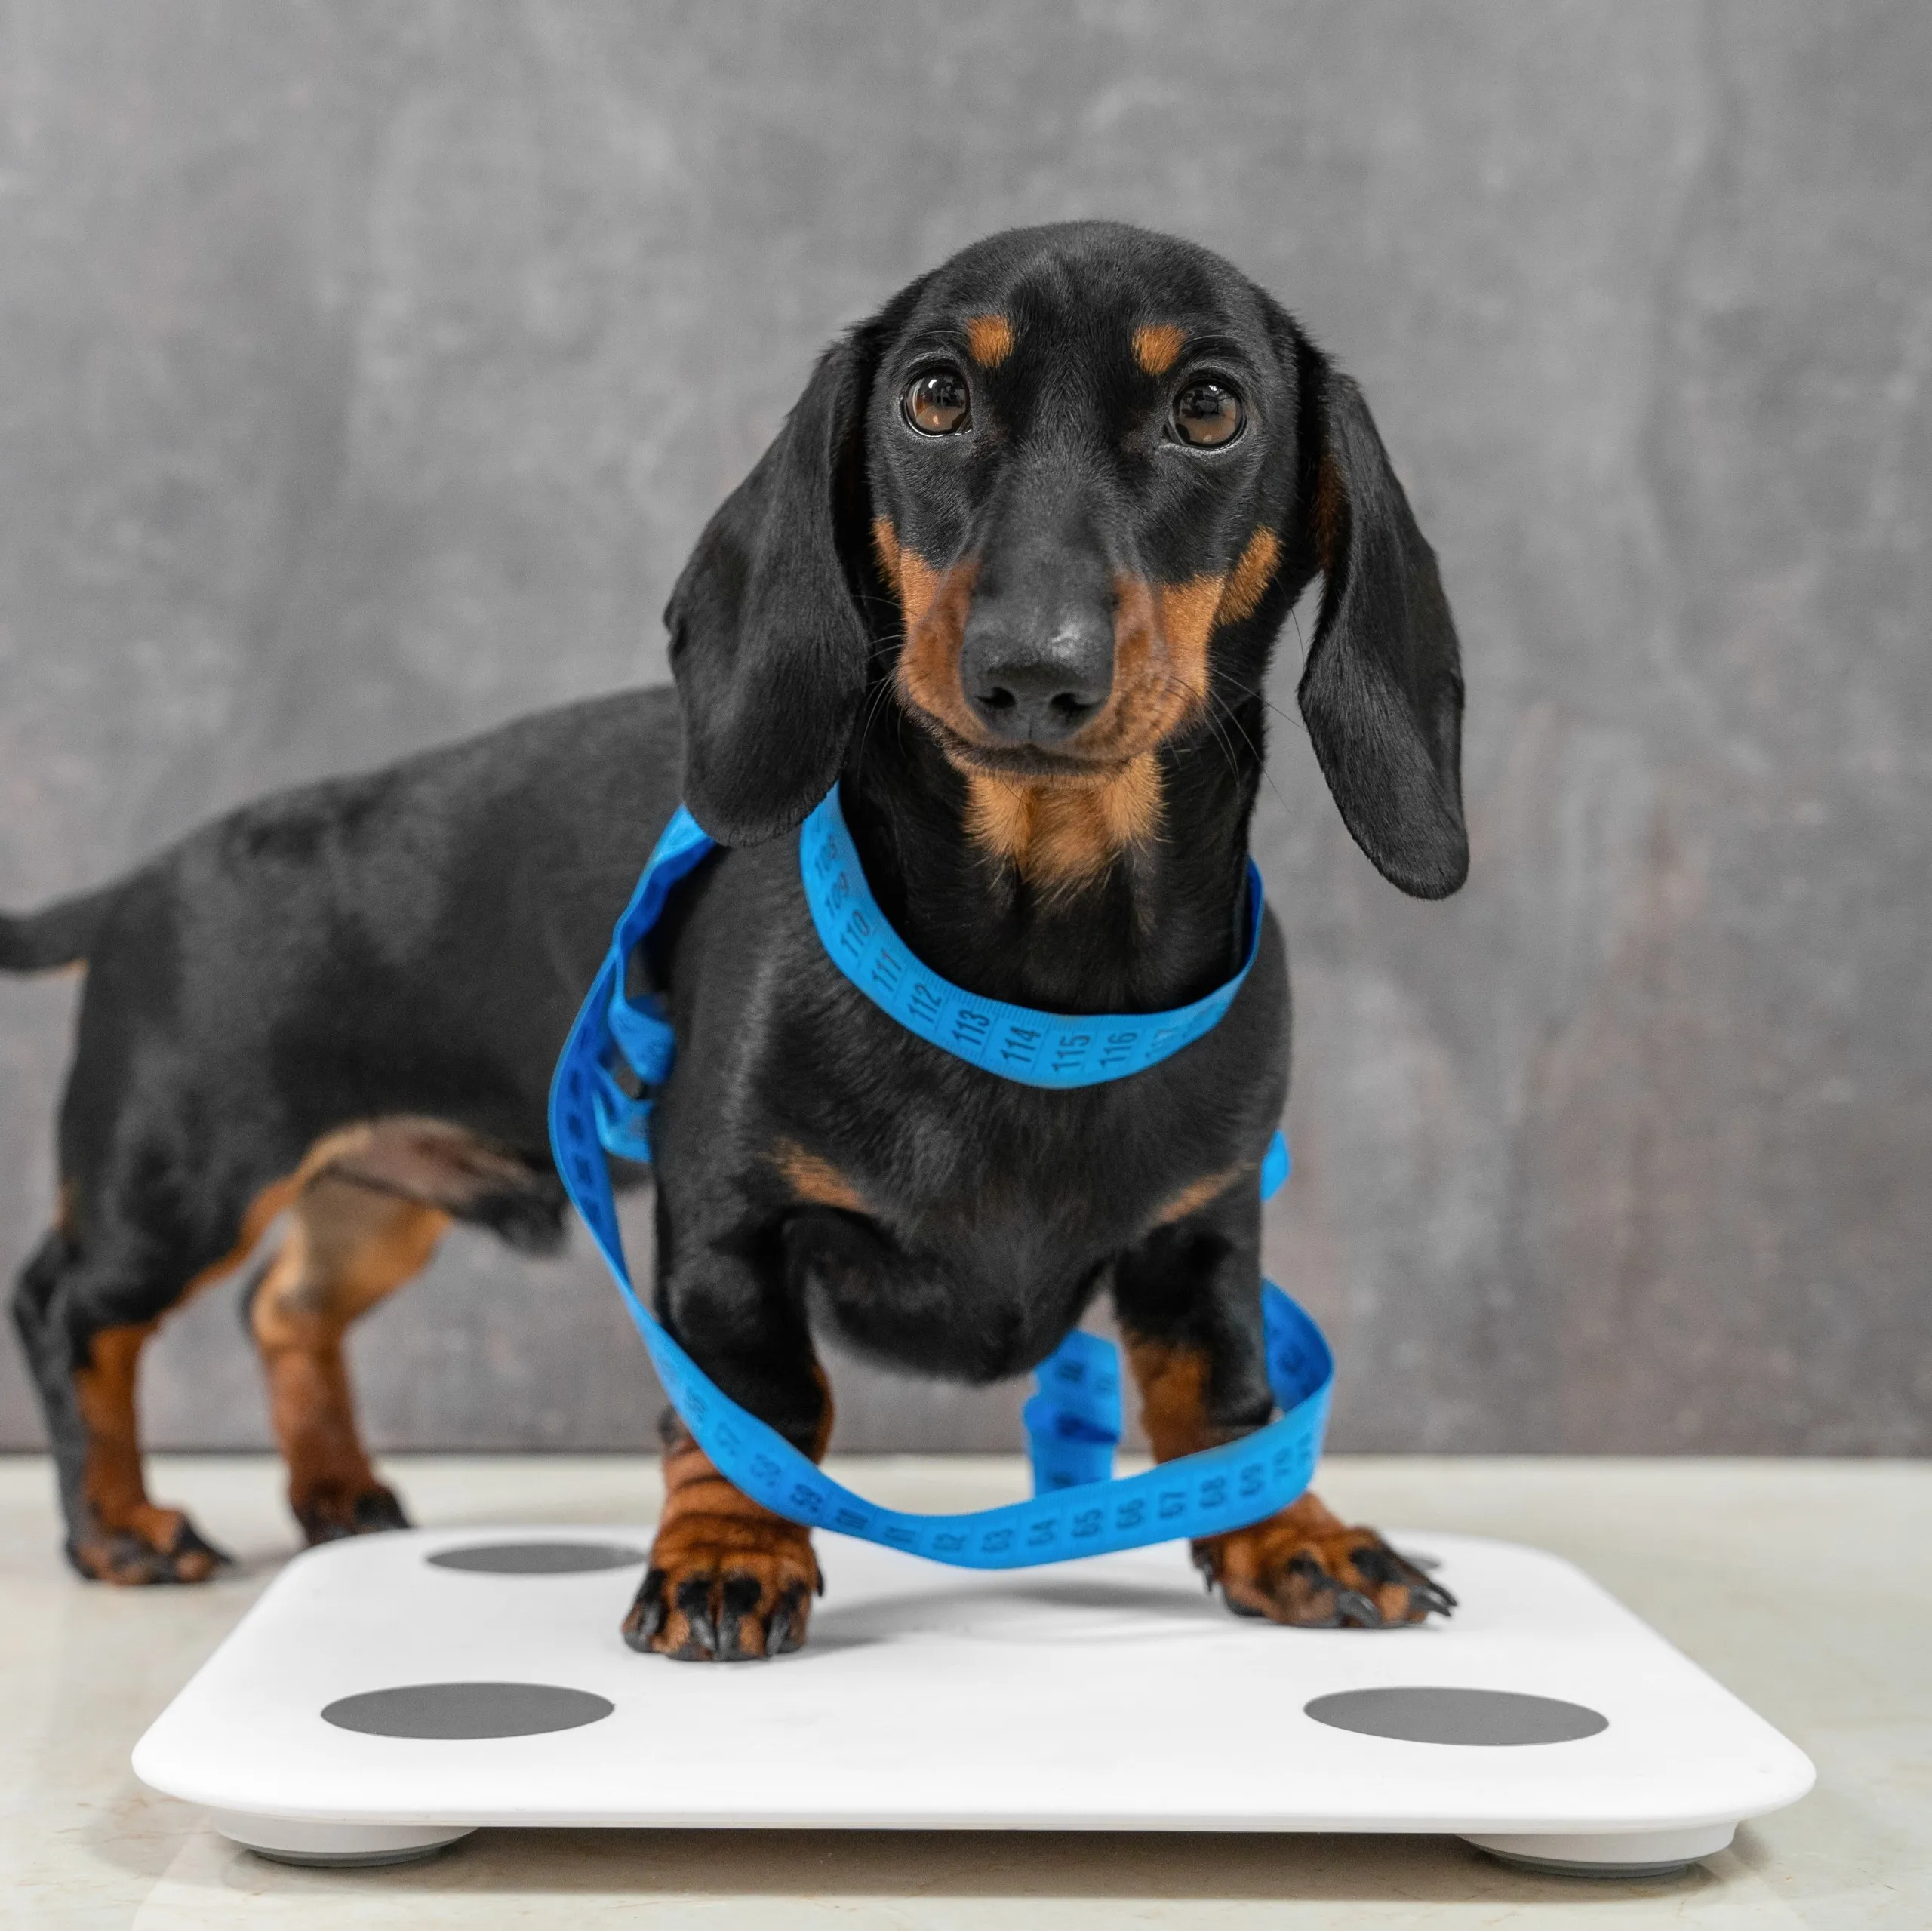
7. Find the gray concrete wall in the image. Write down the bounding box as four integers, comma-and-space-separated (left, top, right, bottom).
2, 2, 1926, 1455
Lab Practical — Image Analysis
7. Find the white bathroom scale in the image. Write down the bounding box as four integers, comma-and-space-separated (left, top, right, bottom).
132, 1524, 1813, 1878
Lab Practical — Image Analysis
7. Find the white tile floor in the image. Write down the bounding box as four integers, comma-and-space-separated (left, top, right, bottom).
2, 1452, 1924, 1928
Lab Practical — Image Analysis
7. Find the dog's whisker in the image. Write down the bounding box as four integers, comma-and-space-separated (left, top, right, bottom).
1208, 691, 1291, 820
853, 674, 901, 767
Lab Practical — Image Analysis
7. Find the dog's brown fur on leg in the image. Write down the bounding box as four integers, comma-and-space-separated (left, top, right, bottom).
1126, 1336, 1454, 1628
67, 1319, 228, 1583
248, 1175, 448, 1543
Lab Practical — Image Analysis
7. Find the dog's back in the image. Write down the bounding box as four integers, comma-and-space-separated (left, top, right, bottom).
78, 688, 678, 1157
17, 687, 679, 1148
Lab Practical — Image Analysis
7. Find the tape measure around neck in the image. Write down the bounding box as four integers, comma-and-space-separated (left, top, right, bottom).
801, 783, 1266, 1086
547, 798, 1331, 1568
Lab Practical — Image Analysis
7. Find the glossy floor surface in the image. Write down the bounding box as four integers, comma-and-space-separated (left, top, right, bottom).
2, 1454, 1924, 1926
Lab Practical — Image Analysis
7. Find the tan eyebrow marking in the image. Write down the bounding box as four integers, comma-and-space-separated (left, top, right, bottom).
1133, 323, 1187, 376
965, 313, 1014, 367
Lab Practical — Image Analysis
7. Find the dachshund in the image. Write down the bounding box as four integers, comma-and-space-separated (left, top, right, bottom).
4, 222, 1466, 1658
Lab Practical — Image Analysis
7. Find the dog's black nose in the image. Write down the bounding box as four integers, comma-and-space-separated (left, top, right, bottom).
960, 613, 1113, 744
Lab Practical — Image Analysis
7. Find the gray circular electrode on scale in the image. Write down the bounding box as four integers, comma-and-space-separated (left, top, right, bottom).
321, 1682, 614, 1740
426, 1541, 647, 1574
1304, 1686, 1608, 1746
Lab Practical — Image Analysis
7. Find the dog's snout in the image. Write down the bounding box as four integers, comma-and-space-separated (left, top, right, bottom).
960, 610, 1113, 744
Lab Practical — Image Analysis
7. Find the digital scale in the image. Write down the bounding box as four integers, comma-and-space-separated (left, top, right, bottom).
132, 1524, 1813, 1879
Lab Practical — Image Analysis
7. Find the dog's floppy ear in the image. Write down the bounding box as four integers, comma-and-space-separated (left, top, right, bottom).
666, 330, 878, 846
1294, 361, 1469, 899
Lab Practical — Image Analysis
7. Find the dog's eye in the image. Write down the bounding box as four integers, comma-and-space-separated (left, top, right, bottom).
903, 368, 972, 436
1171, 380, 1244, 448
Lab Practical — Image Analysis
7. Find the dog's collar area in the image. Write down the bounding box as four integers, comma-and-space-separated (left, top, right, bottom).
589, 786, 1285, 1173
799, 783, 1267, 1087
547, 796, 1324, 1569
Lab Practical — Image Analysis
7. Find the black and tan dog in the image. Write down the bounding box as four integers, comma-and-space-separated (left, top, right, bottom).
4, 223, 1464, 1656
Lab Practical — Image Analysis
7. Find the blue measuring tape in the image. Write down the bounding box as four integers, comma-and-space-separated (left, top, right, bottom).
548, 789, 1333, 1568
799, 786, 1269, 1084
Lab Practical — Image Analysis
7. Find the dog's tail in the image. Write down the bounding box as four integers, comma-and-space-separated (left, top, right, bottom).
0, 884, 118, 973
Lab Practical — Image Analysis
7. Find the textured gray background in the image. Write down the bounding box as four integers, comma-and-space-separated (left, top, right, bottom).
1, 2, 1927, 1456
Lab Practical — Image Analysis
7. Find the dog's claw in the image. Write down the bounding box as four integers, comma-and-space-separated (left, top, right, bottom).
764, 1581, 810, 1657
716, 1573, 765, 1661
1334, 1586, 1385, 1628
672, 1578, 719, 1660
1349, 1539, 1456, 1621
621, 1568, 669, 1651
1403, 1564, 1453, 1608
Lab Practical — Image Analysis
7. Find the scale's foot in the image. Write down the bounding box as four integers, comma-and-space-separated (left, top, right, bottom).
1462, 1821, 1734, 1878
210, 1810, 474, 1868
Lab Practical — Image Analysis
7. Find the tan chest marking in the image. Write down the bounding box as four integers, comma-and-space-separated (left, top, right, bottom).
1153, 1164, 1248, 1226
961, 756, 1164, 893
776, 1140, 869, 1215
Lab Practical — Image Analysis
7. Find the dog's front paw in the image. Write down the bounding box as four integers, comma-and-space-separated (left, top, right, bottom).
623, 1517, 822, 1662
293, 1480, 411, 1545
66, 1505, 231, 1585
1195, 1492, 1454, 1628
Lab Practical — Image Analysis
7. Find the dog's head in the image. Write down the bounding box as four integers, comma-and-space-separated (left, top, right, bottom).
667, 221, 1466, 899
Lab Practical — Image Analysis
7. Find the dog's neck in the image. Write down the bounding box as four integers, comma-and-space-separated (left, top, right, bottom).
839, 705, 1263, 1016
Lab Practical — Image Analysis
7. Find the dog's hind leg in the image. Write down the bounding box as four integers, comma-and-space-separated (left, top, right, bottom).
245, 1173, 450, 1545
11, 1185, 284, 1583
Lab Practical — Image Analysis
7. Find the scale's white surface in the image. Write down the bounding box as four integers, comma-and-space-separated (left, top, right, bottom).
132, 1524, 1812, 1879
